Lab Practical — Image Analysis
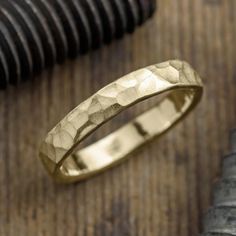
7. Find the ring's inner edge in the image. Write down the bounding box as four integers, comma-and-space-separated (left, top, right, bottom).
58, 88, 198, 179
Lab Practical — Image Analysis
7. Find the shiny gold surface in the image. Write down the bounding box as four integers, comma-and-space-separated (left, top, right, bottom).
39, 60, 203, 183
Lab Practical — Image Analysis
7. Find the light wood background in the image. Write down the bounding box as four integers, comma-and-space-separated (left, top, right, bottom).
1, 0, 236, 235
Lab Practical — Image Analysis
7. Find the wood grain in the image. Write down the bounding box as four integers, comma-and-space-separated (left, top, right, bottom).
0, 0, 236, 235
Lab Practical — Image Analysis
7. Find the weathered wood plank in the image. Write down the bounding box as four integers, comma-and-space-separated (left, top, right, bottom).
0, 0, 236, 235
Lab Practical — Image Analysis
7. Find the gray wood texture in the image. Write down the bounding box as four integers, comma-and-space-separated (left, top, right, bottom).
0, 0, 236, 235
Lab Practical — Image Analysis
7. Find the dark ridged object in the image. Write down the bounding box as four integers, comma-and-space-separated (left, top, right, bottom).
202, 129, 236, 235
0, 0, 156, 89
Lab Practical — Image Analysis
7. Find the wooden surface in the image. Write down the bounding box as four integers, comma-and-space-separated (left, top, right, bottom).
0, 0, 236, 235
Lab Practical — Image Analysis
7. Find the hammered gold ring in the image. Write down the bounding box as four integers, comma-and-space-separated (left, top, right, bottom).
39, 60, 203, 183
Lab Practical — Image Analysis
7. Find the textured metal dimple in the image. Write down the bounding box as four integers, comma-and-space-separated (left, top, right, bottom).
39, 60, 203, 182
0, 0, 156, 88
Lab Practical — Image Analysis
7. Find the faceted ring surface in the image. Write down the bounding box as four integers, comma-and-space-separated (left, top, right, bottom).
39, 60, 203, 183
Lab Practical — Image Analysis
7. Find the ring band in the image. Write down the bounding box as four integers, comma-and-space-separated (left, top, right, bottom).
39, 60, 203, 183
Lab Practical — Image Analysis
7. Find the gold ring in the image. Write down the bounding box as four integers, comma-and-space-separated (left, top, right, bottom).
39, 60, 203, 183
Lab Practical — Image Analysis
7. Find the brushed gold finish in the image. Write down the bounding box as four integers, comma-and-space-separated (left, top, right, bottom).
39, 60, 203, 183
